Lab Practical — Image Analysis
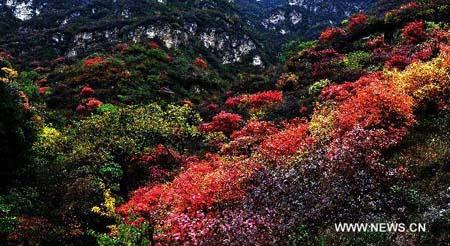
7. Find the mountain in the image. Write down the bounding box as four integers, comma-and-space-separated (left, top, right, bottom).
0, 0, 385, 67
235, 0, 375, 47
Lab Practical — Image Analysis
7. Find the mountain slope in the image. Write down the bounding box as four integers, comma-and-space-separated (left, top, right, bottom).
0, 0, 389, 67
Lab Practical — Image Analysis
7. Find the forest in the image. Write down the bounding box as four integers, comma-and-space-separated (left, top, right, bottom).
1, 0, 450, 245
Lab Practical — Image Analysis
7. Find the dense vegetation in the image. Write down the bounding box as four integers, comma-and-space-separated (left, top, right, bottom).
1, 0, 450, 245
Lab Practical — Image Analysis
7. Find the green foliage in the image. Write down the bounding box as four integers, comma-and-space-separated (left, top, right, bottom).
280, 40, 318, 62
91, 223, 152, 246
0, 69, 36, 189
308, 79, 331, 95
96, 104, 118, 114
17, 71, 40, 97
0, 197, 17, 235
21, 103, 203, 241
344, 51, 372, 71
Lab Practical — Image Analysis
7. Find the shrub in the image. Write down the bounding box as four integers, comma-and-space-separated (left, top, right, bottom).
83, 57, 105, 68
385, 54, 412, 70
402, 21, 427, 44
333, 76, 415, 140
319, 27, 346, 44
86, 98, 103, 111
117, 156, 260, 243
347, 13, 368, 33
80, 85, 95, 96
222, 120, 279, 156
259, 121, 315, 165
227, 91, 283, 108
388, 52, 450, 107
148, 41, 160, 49
193, 57, 208, 69
344, 51, 372, 71
199, 111, 243, 135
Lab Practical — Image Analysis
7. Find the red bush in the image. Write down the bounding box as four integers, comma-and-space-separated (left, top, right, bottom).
225, 91, 283, 110
223, 121, 280, 156
412, 44, 434, 62
347, 13, 368, 32
319, 27, 346, 44
38, 86, 49, 95
85, 98, 103, 110
402, 21, 427, 44
385, 54, 412, 70
399, 2, 419, 11
320, 73, 381, 102
366, 35, 386, 49
259, 121, 315, 164
206, 103, 219, 111
7, 216, 52, 243
199, 111, 243, 135
83, 57, 104, 67
333, 76, 415, 140
80, 85, 95, 96
129, 144, 184, 185
193, 57, 208, 69
117, 155, 259, 217
76, 104, 86, 114
148, 41, 160, 49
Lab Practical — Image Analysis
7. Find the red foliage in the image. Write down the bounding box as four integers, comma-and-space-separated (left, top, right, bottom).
193, 57, 208, 69
166, 54, 175, 62
53, 56, 65, 63
366, 35, 386, 49
76, 104, 86, 114
224, 96, 242, 108
320, 73, 382, 102
36, 78, 48, 85
199, 111, 243, 135
223, 121, 280, 156
347, 13, 368, 32
80, 85, 95, 96
230, 120, 278, 140
83, 57, 104, 67
148, 41, 160, 49
402, 20, 427, 44
412, 44, 434, 61
85, 98, 103, 110
289, 48, 344, 82
117, 155, 259, 217
332, 76, 415, 140
385, 54, 412, 70
399, 2, 419, 11
206, 103, 219, 111
130, 144, 184, 184
299, 106, 308, 115
319, 27, 346, 44
8, 216, 52, 243
225, 90, 283, 109
38, 86, 49, 95
259, 121, 315, 164
115, 43, 129, 53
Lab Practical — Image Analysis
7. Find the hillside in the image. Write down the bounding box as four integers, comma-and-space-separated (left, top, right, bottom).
0, 0, 391, 67
1, 0, 450, 245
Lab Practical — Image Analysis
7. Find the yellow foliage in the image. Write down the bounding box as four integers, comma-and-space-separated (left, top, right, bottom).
0, 67, 18, 83
309, 103, 337, 141
37, 126, 63, 149
387, 53, 450, 107
91, 189, 116, 218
